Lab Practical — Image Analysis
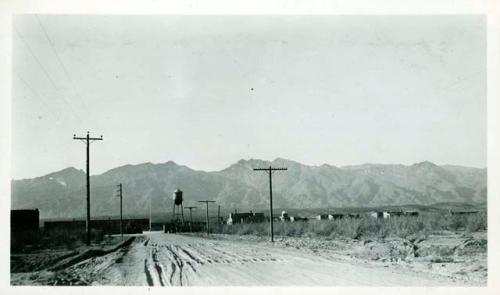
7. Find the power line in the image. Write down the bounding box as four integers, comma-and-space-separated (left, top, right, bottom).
13, 24, 83, 123
15, 74, 60, 121
35, 15, 91, 115
253, 166, 288, 242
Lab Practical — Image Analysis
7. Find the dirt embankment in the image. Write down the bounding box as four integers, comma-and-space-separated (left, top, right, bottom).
11, 237, 135, 285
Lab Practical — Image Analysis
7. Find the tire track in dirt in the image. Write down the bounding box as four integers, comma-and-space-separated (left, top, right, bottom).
144, 239, 175, 286
151, 247, 167, 286
179, 244, 228, 265
143, 258, 154, 286
139, 235, 285, 286
188, 242, 280, 265
173, 246, 200, 273
178, 247, 204, 265
165, 245, 185, 286
168, 262, 176, 285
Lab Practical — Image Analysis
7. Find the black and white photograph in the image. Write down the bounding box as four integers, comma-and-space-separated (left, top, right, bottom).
1, 1, 498, 292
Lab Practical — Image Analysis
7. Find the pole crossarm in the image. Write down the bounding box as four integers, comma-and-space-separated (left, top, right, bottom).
253, 165, 288, 242
73, 136, 103, 140
253, 168, 288, 171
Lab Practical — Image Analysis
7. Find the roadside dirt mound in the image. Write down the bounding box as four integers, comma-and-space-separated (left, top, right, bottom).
11, 237, 136, 286
11, 251, 78, 273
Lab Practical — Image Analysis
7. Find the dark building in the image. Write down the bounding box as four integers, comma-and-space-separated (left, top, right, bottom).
43, 218, 150, 235
403, 210, 419, 216
92, 218, 150, 234
11, 209, 40, 250
227, 211, 266, 224
329, 213, 346, 220
386, 210, 404, 217
449, 210, 479, 216
387, 210, 419, 217
164, 221, 206, 233
292, 216, 309, 222
43, 220, 86, 234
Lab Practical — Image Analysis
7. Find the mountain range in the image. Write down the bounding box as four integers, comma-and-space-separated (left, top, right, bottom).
11, 158, 487, 219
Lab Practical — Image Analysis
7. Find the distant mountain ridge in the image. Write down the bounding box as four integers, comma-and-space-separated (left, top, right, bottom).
11, 158, 487, 219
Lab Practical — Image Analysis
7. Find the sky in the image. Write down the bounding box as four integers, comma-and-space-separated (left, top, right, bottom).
12, 15, 486, 179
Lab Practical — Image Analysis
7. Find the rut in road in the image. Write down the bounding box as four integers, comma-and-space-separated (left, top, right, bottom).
49, 234, 465, 286
142, 237, 282, 286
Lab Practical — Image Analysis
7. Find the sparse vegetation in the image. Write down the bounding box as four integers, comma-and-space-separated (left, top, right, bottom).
219, 212, 487, 240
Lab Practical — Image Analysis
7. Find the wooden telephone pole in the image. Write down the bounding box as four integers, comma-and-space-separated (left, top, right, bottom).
253, 166, 287, 242
116, 184, 123, 239
185, 206, 197, 232
73, 131, 103, 246
197, 200, 215, 235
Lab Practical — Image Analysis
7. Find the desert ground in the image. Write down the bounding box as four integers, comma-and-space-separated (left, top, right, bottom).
11, 229, 486, 286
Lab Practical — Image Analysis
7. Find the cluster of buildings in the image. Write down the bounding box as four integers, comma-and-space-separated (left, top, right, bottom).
224, 209, 421, 225
226, 210, 422, 225
10, 205, 480, 250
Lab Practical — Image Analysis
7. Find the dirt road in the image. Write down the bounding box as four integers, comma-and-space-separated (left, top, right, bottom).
61, 232, 462, 286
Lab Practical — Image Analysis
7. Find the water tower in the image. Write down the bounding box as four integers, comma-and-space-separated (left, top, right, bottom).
172, 189, 184, 223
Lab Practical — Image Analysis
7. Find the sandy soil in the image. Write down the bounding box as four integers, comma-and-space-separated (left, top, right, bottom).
209, 231, 487, 285
11, 231, 485, 286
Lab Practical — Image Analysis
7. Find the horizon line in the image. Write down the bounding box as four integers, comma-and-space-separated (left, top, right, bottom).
12, 157, 487, 181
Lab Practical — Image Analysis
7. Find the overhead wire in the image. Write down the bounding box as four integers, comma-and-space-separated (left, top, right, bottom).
35, 15, 92, 116
13, 22, 83, 123
15, 73, 62, 122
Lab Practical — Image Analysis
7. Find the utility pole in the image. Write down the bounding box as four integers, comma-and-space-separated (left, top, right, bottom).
181, 204, 185, 224
116, 184, 123, 239
185, 206, 197, 232
198, 200, 215, 235
253, 166, 287, 242
73, 131, 103, 246
217, 205, 221, 224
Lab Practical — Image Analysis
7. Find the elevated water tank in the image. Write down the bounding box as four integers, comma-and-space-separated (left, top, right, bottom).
173, 189, 183, 205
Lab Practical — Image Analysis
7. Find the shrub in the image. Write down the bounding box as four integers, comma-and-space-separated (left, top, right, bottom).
219, 211, 487, 240
465, 212, 487, 232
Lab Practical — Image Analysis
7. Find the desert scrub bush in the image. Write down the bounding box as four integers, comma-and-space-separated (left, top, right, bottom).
219, 210, 487, 240
309, 220, 337, 237
331, 218, 362, 239
276, 221, 308, 237
358, 217, 391, 239
465, 212, 487, 232
420, 212, 448, 232
385, 216, 427, 239
447, 215, 468, 231
221, 223, 268, 236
